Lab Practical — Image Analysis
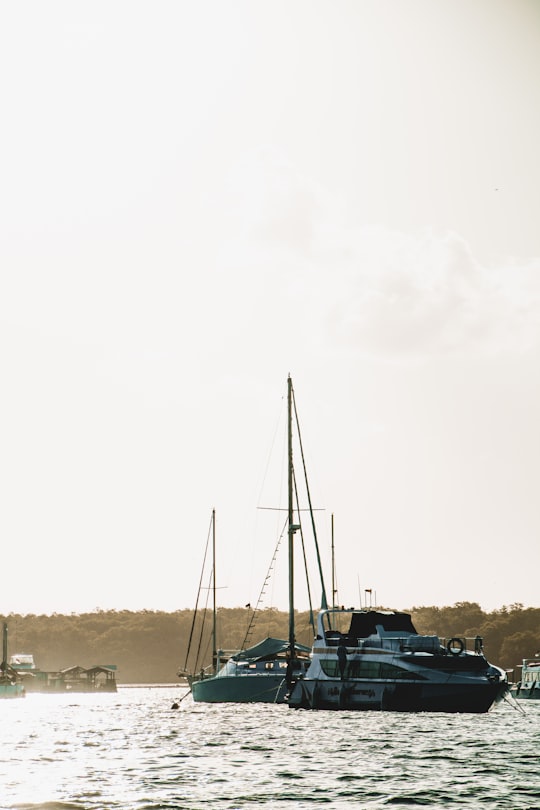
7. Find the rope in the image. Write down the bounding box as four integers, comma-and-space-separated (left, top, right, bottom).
293, 465, 315, 635
503, 689, 527, 716
292, 385, 328, 610
241, 515, 288, 651
183, 512, 214, 673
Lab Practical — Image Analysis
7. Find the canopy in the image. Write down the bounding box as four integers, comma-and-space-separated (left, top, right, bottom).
232, 637, 311, 662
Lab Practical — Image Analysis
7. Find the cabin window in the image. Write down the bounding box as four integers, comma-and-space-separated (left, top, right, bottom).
320, 658, 426, 680
348, 660, 380, 679
320, 660, 339, 677
379, 663, 426, 680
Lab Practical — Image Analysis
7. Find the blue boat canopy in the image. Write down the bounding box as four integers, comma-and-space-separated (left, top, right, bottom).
231, 637, 311, 662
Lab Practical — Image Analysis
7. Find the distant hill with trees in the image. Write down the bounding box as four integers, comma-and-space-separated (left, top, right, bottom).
1, 602, 538, 684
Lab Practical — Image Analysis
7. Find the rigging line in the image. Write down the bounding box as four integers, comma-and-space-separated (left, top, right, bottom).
193, 586, 221, 675
200, 614, 214, 673
293, 465, 316, 636
291, 384, 328, 609
249, 393, 286, 610
255, 392, 286, 508
240, 514, 289, 651
193, 563, 214, 675
183, 511, 214, 672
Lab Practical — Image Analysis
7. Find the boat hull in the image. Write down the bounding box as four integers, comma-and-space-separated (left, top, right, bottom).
192, 673, 289, 704
0, 682, 25, 699
288, 677, 507, 713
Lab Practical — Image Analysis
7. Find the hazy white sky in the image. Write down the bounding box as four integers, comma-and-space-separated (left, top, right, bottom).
1, 0, 539, 616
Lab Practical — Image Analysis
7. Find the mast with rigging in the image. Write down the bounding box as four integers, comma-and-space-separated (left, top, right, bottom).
287, 375, 299, 665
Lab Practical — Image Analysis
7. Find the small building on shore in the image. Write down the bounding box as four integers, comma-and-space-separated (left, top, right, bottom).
9, 654, 117, 693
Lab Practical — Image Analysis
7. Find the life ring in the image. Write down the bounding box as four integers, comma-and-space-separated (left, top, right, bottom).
447, 637, 464, 656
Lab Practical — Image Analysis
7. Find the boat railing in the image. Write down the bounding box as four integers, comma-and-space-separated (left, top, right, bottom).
217, 649, 240, 661
323, 632, 485, 655
439, 636, 484, 654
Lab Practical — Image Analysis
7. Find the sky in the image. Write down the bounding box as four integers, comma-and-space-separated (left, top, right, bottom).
1, 0, 539, 617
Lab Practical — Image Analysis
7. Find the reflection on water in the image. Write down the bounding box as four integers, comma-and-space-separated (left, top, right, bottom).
0, 687, 538, 809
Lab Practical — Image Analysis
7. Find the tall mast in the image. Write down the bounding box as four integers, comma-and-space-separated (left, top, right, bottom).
331, 513, 336, 610
1, 622, 7, 671
288, 376, 297, 660
211, 508, 217, 674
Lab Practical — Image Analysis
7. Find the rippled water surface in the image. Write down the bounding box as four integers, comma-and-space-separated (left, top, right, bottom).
0, 687, 538, 810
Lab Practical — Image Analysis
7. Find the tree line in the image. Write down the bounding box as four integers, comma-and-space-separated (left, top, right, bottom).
1, 602, 538, 684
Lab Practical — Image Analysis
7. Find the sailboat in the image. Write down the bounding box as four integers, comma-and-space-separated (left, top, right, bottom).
182, 376, 326, 704
0, 623, 25, 699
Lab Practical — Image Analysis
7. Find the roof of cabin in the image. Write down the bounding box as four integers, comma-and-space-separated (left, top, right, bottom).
348, 610, 417, 639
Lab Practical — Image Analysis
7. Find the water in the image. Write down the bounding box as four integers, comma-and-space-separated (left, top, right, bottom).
0, 687, 538, 810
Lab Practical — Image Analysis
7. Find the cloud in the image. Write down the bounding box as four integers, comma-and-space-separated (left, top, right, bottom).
329, 227, 540, 358
219, 148, 540, 360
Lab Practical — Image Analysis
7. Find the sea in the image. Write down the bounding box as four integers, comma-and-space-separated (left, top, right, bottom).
0, 686, 538, 810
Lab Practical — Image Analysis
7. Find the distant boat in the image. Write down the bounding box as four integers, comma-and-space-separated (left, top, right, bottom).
287, 607, 508, 713
513, 657, 540, 700
0, 623, 25, 699
182, 376, 327, 704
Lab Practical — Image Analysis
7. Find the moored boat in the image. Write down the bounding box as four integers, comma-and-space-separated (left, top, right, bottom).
287, 606, 508, 713
191, 637, 311, 703
513, 657, 540, 699
0, 623, 25, 699
0, 680, 24, 698
183, 376, 328, 704
185, 504, 314, 704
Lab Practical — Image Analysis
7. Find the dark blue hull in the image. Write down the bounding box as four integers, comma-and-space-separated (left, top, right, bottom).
289, 678, 508, 713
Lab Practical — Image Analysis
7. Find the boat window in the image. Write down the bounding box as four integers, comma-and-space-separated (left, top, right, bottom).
349, 660, 380, 679
320, 658, 427, 680
379, 663, 426, 680
324, 612, 351, 635
320, 659, 339, 677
